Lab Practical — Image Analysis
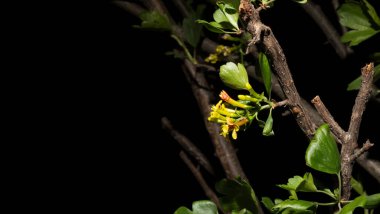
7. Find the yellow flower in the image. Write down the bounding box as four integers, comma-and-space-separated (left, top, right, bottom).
219, 90, 251, 109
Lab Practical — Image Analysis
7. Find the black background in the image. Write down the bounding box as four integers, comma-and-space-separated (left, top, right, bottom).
77, 1, 380, 213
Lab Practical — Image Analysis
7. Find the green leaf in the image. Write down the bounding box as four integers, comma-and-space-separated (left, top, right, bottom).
305, 124, 341, 174
216, 178, 260, 214
263, 109, 274, 136
174, 206, 193, 214
136, 11, 171, 31
338, 195, 366, 214
192, 200, 218, 214
271, 200, 316, 214
216, 0, 240, 31
347, 64, 380, 90
231, 209, 253, 214
364, 193, 380, 209
337, 2, 372, 30
277, 173, 317, 193
261, 197, 275, 211
183, 5, 205, 48
350, 177, 364, 195
196, 20, 232, 33
220, 62, 250, 90
258, 52, 272, 98
341, 28, 380, 46
363, 0, 380, 26
213, 9, 229, 23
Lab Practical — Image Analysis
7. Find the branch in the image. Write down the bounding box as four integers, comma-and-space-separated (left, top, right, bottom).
239, 0, 317, 138
356, 154, 380, 184
341, 63, 375, 200
311, 96, 345, 144
350, 140, 374, 162
112, 1, 145, 17
300, 0, 352, 59
179, 151, 223, 212
162, 117, 215, 175
183, 59, 248, 181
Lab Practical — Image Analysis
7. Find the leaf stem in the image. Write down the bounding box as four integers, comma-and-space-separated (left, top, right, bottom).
171, 34, 197, 64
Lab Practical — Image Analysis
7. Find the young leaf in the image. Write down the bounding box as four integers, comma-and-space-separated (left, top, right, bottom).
305, 124, 341, 174
215, 178, 260, 214
136, 11, 171, 31
338, 195, 366, 214
196, 20, 230, 33
261, 197, 275, 211
216, 0, 240, 31
192, 200, 218, 214
219, 62, 250, 90
350, 177, 364, 195
363, 193, 380, 209
271, 199, 316, 214
277, 173, 317, 192
341, 28, 380, 46
363, 0, 380, 26
174, 207, 193, 214
262, 109, 274, 136
258, 52, 272, 98
337, 2, 372, 30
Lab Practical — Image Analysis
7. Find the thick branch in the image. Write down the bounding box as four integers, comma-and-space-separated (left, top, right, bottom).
162, 117, 215, 175
239, 0, 317, 138
300, 0, 352, 59
341, 63, 374, 201
179, 151, 223, 212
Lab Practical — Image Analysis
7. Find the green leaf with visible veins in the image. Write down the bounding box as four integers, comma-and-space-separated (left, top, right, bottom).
341, 28, 380, 46
338, 195, 366, 214
338, 2, 372, 30
271, 200, 316, 214
305, 124, 341, 174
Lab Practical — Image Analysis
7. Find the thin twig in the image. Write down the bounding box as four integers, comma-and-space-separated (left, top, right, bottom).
311, 96, 345, 144
350, 140, 374, 162
112, 1, 145, 17
179, 151, 224, 212
161, 117, 215, 175
356, 154, 380, 184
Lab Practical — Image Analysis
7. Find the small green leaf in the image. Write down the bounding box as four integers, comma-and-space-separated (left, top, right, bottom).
337, 2, 372, 30
261, 197, 275, 211
277, 173, 317, 192
174, 206, 193, 214
363, 0, 380, 26
213, 9, 229, 23
338, 195, 366, 214
271, 200, 316, 214
277, 176, 304, 191
220, 62, 250, 90
341, 28, 380, 46
305, 124, 341, 174
216, 0, 240, 31
263, 109, 274, 136
350, 177, 364, 195
364, 193, 380, 209
136, 11, 171, 31
216, 178, 260, 214
258, 52, 272, 98
192, 200, 218, 214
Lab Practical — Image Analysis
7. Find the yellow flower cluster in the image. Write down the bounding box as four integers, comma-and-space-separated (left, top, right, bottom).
205, 45, 235, 64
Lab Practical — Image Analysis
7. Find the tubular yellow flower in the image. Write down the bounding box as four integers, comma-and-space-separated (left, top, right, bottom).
219, 90, 251, 109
